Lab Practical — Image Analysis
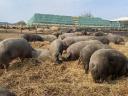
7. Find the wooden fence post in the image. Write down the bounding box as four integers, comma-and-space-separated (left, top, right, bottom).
5, 24, 8, 33
20, 24, 23, 34
35, 25, 38, 34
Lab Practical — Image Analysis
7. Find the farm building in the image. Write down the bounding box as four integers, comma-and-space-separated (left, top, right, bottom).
28, 13, 125, 29
114, 17, 128, 29
28, 13, 74, 26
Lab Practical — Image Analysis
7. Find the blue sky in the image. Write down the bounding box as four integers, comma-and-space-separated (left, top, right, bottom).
0, 0, 128, 23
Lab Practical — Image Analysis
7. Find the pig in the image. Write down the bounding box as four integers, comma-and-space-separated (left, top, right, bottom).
66, 40, 103, 60
62, 36, 109, 50
78, 44, 111, 74
89, 49, 128, 83
49, 39, 64, 64
107, 33, 124, 44
0, 38, 33, 70
21, 34, 43, 42
32, 48, 51, 60
39, 35, 57, 42
0, 87, 16, 96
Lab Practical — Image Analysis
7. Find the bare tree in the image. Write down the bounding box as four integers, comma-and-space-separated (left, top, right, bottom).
81, 11, 93, 17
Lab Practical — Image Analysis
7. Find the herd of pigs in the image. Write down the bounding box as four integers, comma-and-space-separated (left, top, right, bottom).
0, 29, 128, 96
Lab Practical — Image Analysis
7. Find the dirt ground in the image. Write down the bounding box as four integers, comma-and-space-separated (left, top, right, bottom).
0, 29, 128, 96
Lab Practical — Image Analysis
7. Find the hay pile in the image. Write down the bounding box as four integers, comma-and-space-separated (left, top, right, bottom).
0, 42, 128, 96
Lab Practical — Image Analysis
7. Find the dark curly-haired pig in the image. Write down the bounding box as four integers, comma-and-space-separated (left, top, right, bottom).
49, 39, 64, 64
0, 38, 33, 70
95, 36, 109, 44
92, 32, 107, 36
66, 40, 103, 60
59, 32, 85, 40
78, 44, 111, 74
89, 49, 128, 83
32, 48, 51, 60
39, 35, 57, 42
62, 36, 109, 50
107, 33, 124, 44
21, 33, 43, 42
52, 31, 62, 38
0, 87, 16, 96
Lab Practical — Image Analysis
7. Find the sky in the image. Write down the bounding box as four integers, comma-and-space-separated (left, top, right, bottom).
0, 0, 128, 23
